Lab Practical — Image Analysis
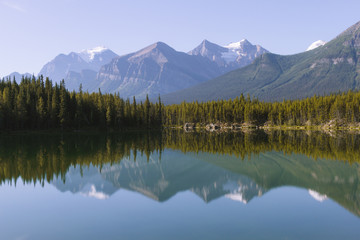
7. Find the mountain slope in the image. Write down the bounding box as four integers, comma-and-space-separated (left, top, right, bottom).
162, 21, 360, 104
2, 72, 32, 80
36, 40, 267, 98
188, 39, 268, 72
95, 42, 222, 99
188, 40, 229, 69
65, 69, 98, 91
38, 52, 91, 83
222, 39, 269, 67
38, 47, 118, 90
78, 46, 119, 70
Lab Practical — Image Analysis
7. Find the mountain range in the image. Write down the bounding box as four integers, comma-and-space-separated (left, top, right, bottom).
95, 42, 222, 99
162, 21, 360, 103
95, 39, 268, 99
37, 46, 119, 91
3, 39, 268, 99
188, 39, 268, 72
4, 20, 360, 103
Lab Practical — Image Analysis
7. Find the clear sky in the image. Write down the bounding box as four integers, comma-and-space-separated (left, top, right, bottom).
1, 0, 360, 77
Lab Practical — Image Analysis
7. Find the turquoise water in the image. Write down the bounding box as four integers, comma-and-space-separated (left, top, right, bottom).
0, 131, 359, 239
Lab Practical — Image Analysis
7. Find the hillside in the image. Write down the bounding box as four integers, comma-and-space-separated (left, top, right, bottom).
188, 39, 268, 73
95, 42, 222, 99
32, 40, 267, 100
38, 47, 118, 91
162, 21, 360, 104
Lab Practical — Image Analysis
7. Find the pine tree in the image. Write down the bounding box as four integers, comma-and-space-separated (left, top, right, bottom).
145, 94, 150, 127
59, 80, 68, 129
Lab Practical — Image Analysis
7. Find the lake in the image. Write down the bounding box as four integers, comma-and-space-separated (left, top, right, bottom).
0, 130, 359, 240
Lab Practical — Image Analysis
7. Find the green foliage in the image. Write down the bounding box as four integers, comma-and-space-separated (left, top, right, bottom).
0, 76, 164, 130
164, 90, 360, 127
2, 75, 360, 131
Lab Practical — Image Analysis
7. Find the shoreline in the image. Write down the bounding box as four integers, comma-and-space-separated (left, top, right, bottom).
175, 122, 360, 132
2, 124, 360, 135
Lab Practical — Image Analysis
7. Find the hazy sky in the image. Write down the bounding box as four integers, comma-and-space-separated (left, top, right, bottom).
1, 0, 360, 76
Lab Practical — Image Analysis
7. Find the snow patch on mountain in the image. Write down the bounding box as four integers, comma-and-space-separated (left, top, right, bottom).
221, 51, 239, 63
224, 39, 247, 49
79, 46, 108, 62
221, 39, 249, 63
306, 40, 326, 51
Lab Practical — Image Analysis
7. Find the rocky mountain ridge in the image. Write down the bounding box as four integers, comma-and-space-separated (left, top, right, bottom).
28, 39, 268, 99
37, 47, 119, 91
188, 39, 268, 73
162, 21, 360, 103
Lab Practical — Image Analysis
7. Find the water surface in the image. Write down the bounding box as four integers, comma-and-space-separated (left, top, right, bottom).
0, 130, 359, 239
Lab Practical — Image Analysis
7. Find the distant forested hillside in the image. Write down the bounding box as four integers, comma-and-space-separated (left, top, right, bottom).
164, 91, 360, 127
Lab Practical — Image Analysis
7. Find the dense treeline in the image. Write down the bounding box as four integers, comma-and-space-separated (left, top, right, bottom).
0, 76, 163, 130
164, 91, 360, 127
2, 76, 360, 130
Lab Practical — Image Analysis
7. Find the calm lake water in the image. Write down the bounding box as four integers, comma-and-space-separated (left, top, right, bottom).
0, 130, 359, 240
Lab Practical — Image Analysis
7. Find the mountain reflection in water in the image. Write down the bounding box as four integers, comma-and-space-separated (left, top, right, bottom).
0, 130, 359, 217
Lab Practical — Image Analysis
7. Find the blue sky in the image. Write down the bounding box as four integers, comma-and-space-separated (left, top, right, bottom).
1, 0, 360, 77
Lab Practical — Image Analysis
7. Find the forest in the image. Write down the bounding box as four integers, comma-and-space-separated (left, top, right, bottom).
0, 76, 162, 130
1, 75, 360, 130
164, 89, 360, 127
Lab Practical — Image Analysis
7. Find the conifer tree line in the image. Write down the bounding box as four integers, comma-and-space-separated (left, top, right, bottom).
2, 76, 360, 130
0, 76, 163, 130
164, 91, 360, 126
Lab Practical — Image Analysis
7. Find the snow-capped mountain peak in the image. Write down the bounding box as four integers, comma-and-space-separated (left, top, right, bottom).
79, 46, 109, 62
224, 39, 249, 49
221, 39, 256, 63
189, 39, 268, 69
306, 40, 326, 51
38, 46, 118, 89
